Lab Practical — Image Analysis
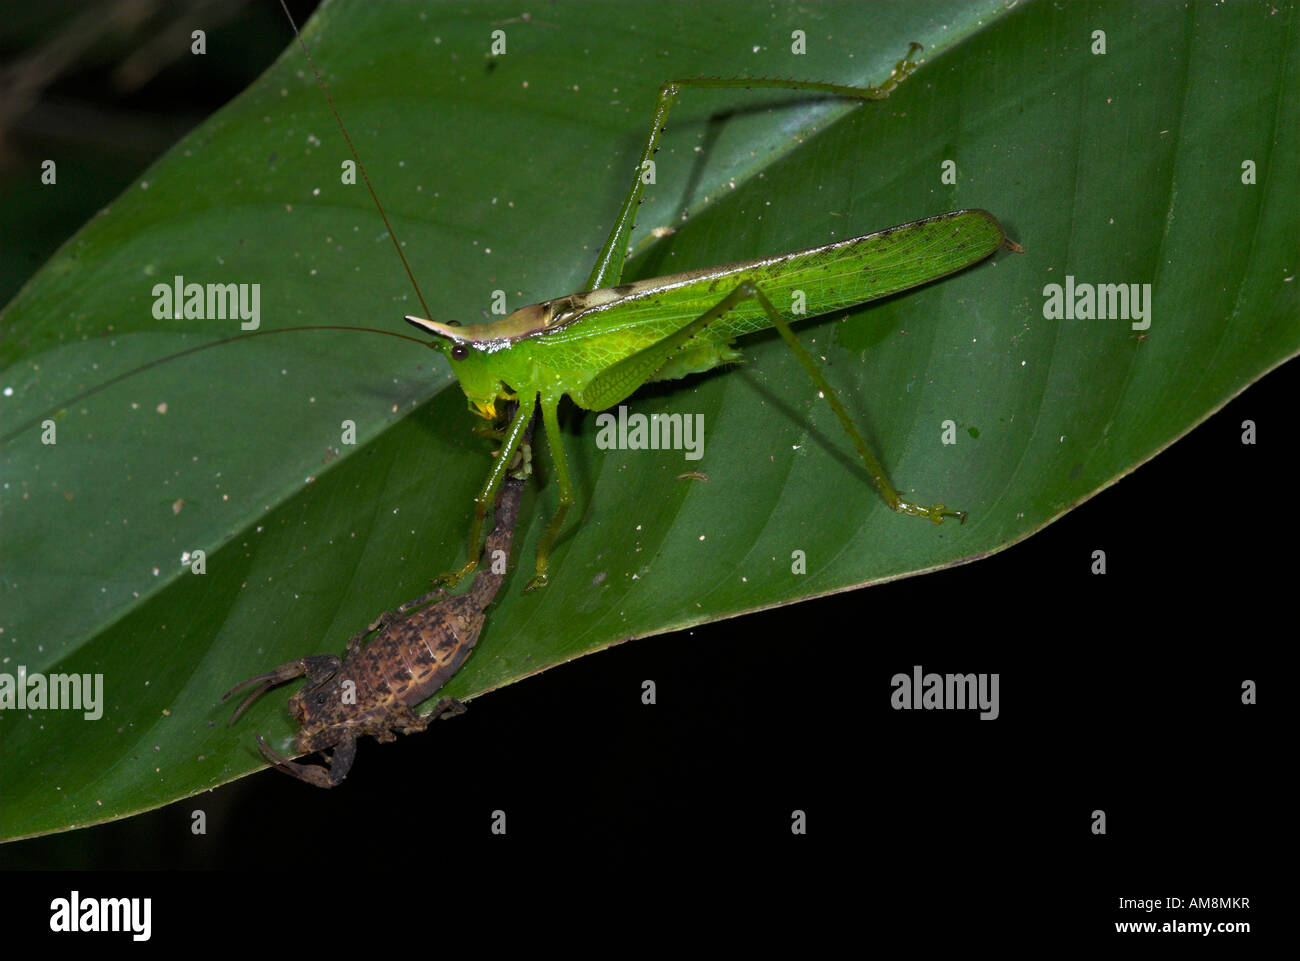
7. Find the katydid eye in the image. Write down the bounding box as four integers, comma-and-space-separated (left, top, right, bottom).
451, 345, 469, 361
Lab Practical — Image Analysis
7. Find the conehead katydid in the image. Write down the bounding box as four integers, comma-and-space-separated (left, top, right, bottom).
410, 207, 1018, 593
203, 10, 1022, 596
8, 11, 1020, 607
371, 44, 1023, 591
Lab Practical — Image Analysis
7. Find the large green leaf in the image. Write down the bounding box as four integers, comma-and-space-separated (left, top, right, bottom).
1, 0, 1294, 839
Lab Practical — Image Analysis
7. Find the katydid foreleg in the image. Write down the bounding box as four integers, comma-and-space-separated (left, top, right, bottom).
434, 393, 536, 589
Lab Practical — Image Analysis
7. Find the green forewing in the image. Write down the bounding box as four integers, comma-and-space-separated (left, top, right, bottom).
535, 210, 1007, 381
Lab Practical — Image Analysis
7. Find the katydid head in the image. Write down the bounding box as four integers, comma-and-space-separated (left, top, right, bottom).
405, 314, 513, 420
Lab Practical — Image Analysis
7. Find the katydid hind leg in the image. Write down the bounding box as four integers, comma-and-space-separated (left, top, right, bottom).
739, 282, 964, 524
585, 280, 962, 526
584, 43, 923, 291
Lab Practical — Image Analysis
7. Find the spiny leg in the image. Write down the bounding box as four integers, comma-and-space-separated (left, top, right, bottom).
524, 394, 575, 592
737, 281, 962, 523
585, 42, 923, 290
433, 393, 536, 590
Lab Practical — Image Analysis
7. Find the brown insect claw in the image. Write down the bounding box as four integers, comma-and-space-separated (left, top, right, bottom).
221, 658, 311, 724
223, 680, 273, 726
254, 733, 350, 789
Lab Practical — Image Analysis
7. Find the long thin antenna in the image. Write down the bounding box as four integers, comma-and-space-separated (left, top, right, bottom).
278, 0, 435, 323
0, 326, 429, 445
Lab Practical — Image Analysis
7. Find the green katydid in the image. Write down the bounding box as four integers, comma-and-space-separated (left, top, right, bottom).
9, 22, 1019, 602
411, 204, 1017, 593
335, 42, 1023, 592
258, 12, 1023, 594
